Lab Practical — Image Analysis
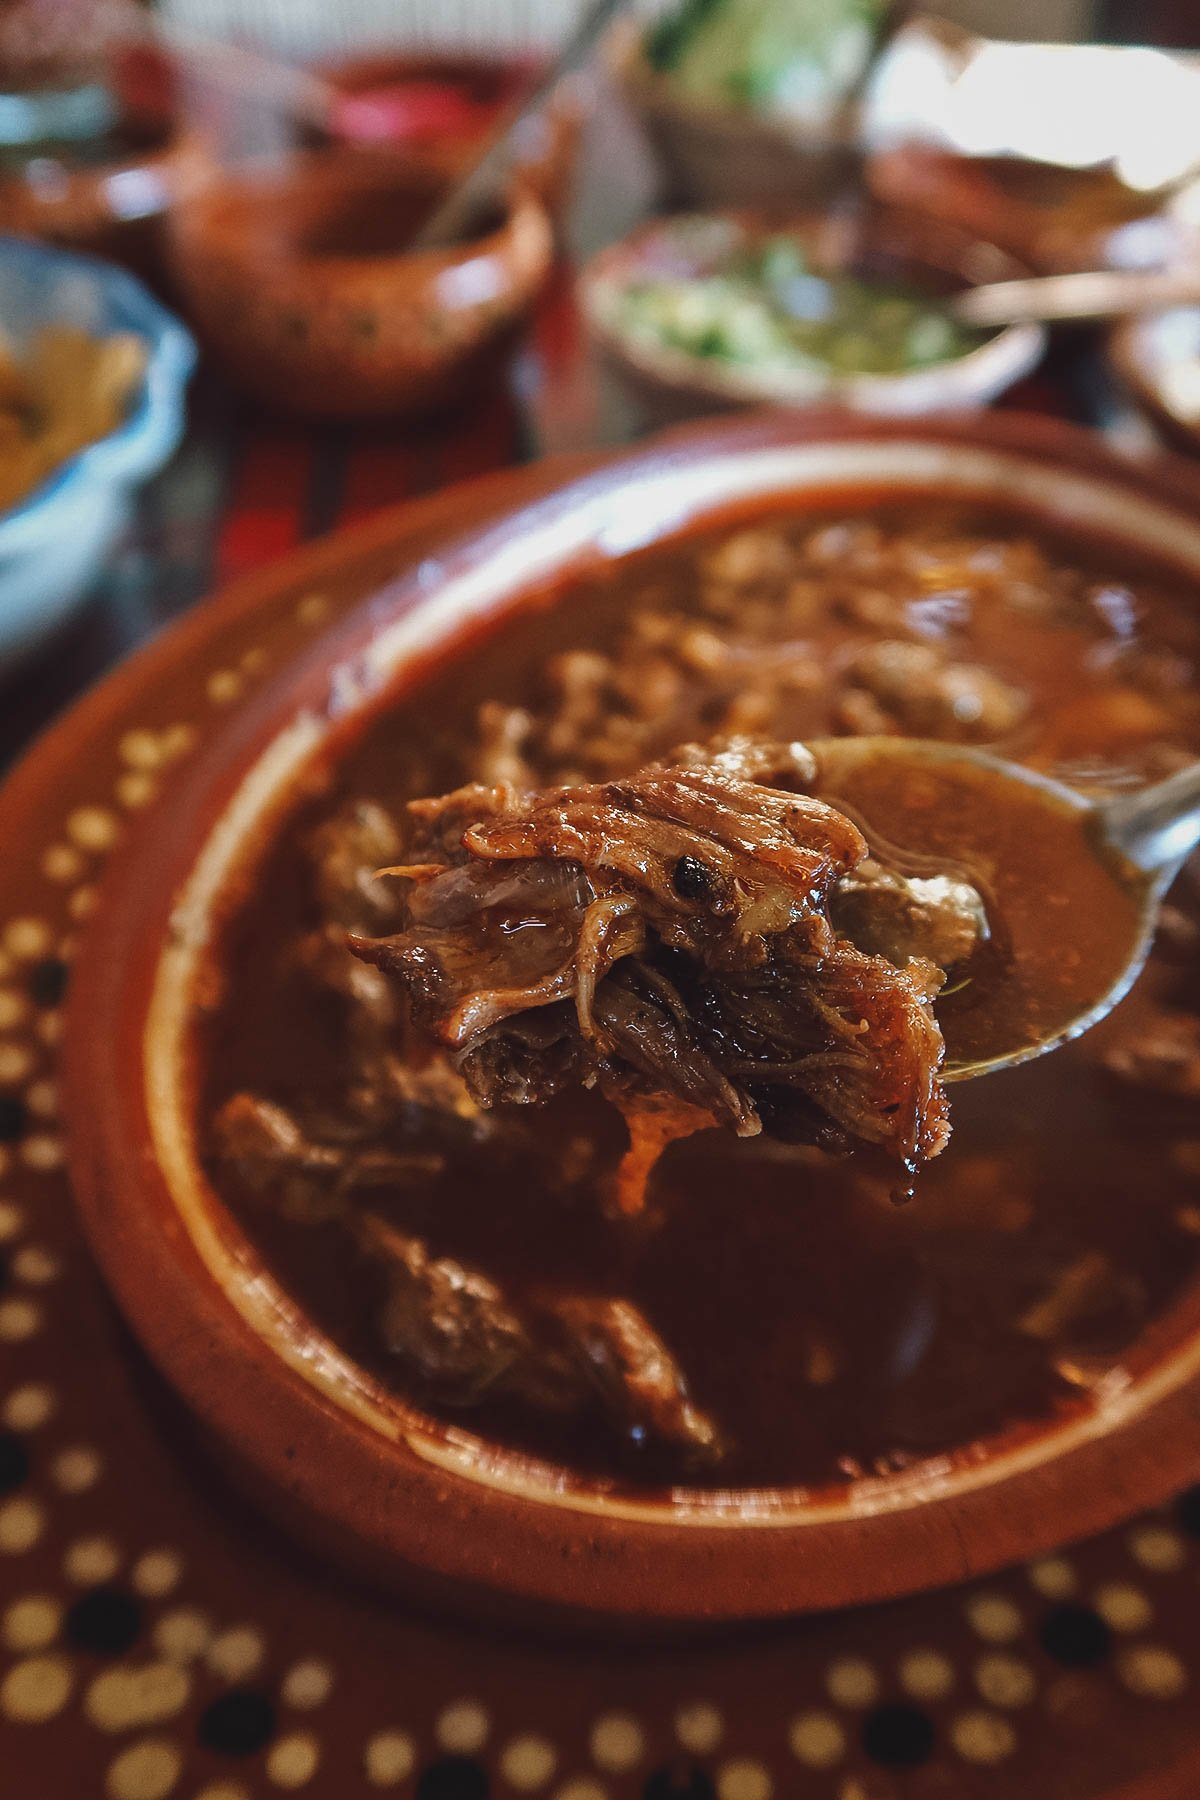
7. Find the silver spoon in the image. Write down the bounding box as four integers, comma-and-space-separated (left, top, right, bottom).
809, 737, 1200, 1081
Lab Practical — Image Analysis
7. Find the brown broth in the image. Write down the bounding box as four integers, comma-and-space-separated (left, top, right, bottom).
196, 499, 1200, 1492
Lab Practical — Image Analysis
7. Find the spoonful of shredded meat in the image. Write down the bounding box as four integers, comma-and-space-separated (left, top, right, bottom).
349, 739, 956, 1211
807, 736, 1200, 1081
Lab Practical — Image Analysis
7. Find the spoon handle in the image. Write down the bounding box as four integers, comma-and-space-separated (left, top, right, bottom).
1098, 760, 1200, 875
951, 267, 1200, 330
411, 0, 630, 251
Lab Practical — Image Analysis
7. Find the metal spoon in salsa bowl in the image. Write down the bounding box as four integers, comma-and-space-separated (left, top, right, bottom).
809, 736, 1200, 1080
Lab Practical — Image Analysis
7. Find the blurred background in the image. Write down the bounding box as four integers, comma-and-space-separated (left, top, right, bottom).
3, 0, 1200, 760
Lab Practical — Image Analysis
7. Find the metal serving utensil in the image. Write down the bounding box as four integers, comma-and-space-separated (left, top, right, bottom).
410, 0, 632, 251
810, 737, 1200, 1081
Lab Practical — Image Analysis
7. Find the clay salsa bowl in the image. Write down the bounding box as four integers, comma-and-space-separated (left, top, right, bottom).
579, 206, 1046, 424
167, 147, 553, 420
63, 412, 1200, 1626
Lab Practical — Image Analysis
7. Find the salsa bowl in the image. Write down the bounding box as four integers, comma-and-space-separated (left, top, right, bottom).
580, 208, 1046, 423
63, 412, 1200, 1625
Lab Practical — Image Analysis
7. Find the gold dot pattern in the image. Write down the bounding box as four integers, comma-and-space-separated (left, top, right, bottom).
1128, 1526, 1187, 1573
951, 1711, 1017, 1764
436, 1699, 490, 1754
501, 1735, 558, 1790
85, 1663, 192, 1732
965, 1594, 1024, 1643
717, 1758, 773, 1800
0, 1296, 41, 1340
0, 988, 27, 1028
206, 1625, 265, 1682
104, 1736, 181, 1800
66, 808, 119, 852
64, 1536, 120, 1584
281, 1659, 333, 1710
974, 1654, 1036, 1708
153, 1609, 212, 1663
898, 1649, 956, 1701
0, 1497, 44, 1554
3, 1594, 61, 1651
363, 1730, 416, 1787
3, 1383, 56, 1429
41, 845, 82, 882
674, 1703, 723, 1754
4, 918, 51, 959
131, 1551, 184, 1600
1, 1653, 73, 1722
590, 1714, 644, 1772
0, 1043, 33, 1082
52, 1446, 102, 1493
1094, 1583, 1154, 1633
825, 1659, 879, 1708
266, 1732, 320, 1788
1117, 1644, 1189, 1700
13, 1244, 59, 1284
789, 1712, 846, 1768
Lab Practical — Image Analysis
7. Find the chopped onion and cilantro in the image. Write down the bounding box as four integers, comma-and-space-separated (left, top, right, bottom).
612, 233, 987, 379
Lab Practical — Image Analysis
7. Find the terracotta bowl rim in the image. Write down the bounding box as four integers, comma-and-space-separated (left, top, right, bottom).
578, 206, 1046, 417
62, 410, 1200, 1619
170, 143, 549, 278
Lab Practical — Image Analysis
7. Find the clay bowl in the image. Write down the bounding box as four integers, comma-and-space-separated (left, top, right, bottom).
312, 50, 581, 225
1109, 306, 1200, 457
580, 206, 1046, 424
0, 43, 182, 277
609, 21, 862, 210
166, 147, 554, 420
62, 409, 1200, 1627
867, 145, 1193, 275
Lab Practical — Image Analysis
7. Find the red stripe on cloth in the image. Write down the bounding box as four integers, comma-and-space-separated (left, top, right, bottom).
338, 436, 422, 527
437, 386, 520, 487
215, 433, 314, 582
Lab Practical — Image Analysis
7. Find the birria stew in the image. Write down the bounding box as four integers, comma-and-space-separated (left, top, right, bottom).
195, 497, 1200, 1492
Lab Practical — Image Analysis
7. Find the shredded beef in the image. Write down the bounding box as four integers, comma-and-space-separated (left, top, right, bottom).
349, 740, 951, 1208
353, 1213, 722, 1463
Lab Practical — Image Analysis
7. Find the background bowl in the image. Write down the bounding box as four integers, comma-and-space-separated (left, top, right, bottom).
0, 235, 194, 676
167, 147, 553, 420
867, 145, 1196, 275
62, 410, 1200, 1626
609, 21, 862, 211
579, 207, 1047, 425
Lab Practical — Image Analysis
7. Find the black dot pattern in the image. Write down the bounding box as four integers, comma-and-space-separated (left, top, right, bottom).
861, 1703, 936, 1767
198, 1689, 277, 1756
66, 1587, 142, 1655
1038, 1604, 1112, 1667
1177, 1485, 1200, 1538
416, 1758, 490, 1800
0, 1431, 30, 1494
28, 958, 68, 1008
644, 1767, 717, 1800
0, 1096, 27, 1141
